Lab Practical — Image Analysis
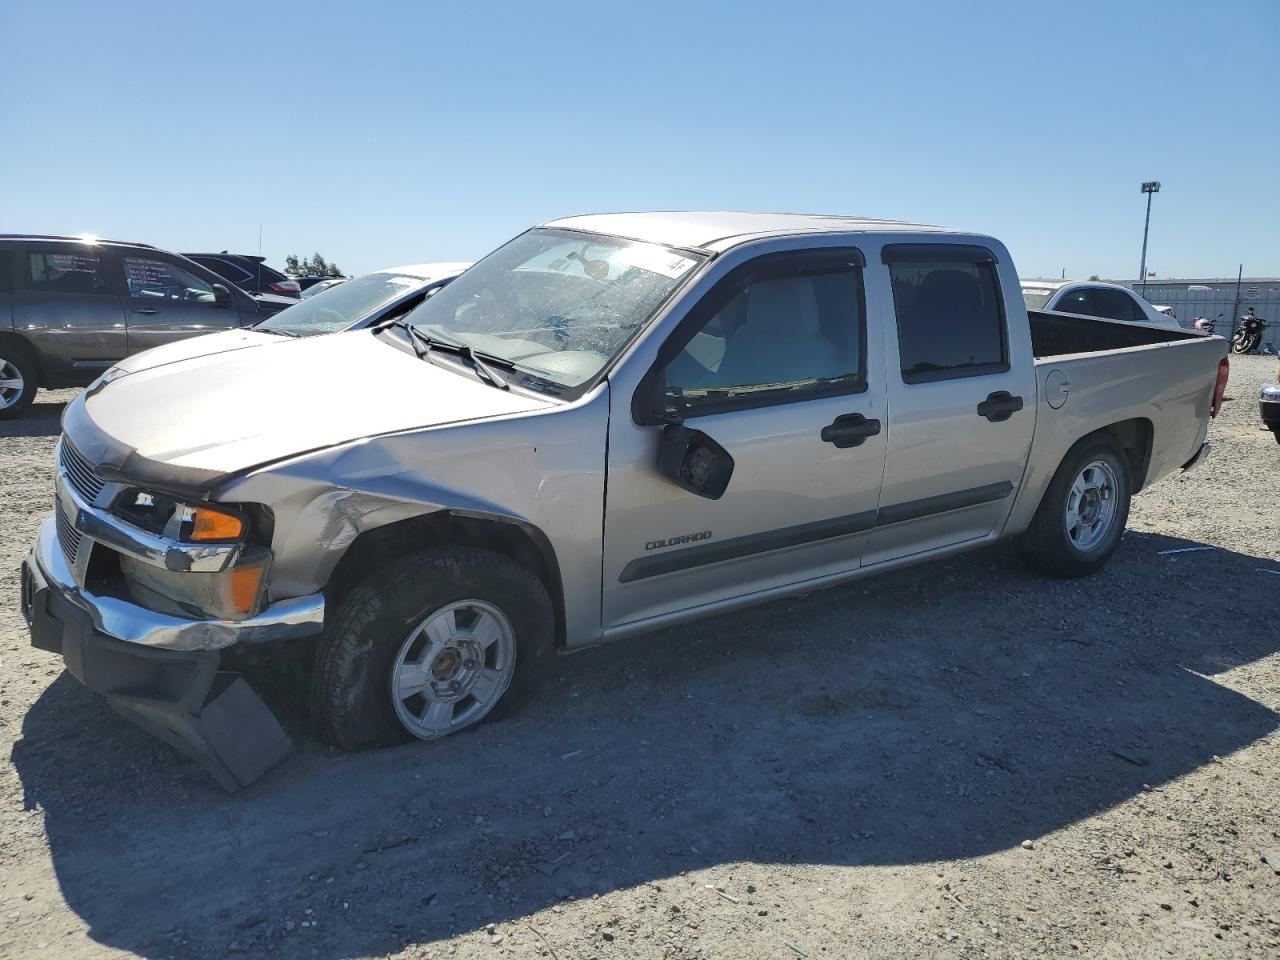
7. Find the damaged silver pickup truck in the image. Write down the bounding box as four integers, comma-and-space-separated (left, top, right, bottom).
22, 212, 1230, 789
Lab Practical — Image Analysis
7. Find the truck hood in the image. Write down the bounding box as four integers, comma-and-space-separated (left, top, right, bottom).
65, 330, 552, 498
114, 329, 281, 373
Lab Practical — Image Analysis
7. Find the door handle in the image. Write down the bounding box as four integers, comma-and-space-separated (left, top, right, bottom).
821, 413, 881, 448
132, 307, 159, 315
976, 391, 1024, 422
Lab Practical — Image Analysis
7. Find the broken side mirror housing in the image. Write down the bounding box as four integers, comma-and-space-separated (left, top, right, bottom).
657, 423, 734, 500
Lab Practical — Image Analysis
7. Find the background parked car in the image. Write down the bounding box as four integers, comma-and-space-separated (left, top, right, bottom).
299, 277, 349, 299
1020, 279, 1182, 329
0, 235, 277, 418
183, 252, 302, 298
295, 274, 344, 292
255, 261, 470, 337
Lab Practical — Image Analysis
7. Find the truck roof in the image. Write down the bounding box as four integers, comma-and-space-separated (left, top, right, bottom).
541, 211, 942, 252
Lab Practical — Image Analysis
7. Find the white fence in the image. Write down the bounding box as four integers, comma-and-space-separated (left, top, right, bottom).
1133, 285, 1280, 349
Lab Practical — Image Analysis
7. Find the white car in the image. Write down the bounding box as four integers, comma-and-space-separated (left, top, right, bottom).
257, 261, 472, 337
1020, 280, 1182, 330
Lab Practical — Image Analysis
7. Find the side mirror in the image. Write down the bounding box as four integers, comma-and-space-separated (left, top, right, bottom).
211, 283, 232, 307
657, 423, 734, 500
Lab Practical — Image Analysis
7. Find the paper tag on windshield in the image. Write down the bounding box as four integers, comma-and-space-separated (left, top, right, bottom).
615, 246, 697, 279
385, 276, 417, 286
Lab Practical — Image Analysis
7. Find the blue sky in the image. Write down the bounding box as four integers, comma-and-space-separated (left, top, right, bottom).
2, 0, 1277, 280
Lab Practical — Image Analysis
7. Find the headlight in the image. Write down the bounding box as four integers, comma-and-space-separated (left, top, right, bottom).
113, 490, 247, 543
110, 492, 269, 620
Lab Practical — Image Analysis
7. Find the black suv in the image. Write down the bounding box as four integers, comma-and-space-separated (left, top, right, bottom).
0, 235, 276, 418
183, 252, 302, 298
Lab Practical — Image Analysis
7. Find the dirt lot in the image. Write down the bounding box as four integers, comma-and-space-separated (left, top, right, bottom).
2, 356, 1278, 960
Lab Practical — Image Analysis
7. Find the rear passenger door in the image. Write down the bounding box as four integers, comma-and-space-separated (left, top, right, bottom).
867, 244, 1037, 564
120, 253, 240, 352
10, 244, 127, 383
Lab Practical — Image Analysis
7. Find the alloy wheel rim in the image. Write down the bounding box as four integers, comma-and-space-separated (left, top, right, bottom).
1065, 459, 1118, 552
0, 359, 24, 410
390, 599, 516, 739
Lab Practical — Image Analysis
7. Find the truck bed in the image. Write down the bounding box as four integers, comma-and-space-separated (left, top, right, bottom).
1029, 309, 1198, 359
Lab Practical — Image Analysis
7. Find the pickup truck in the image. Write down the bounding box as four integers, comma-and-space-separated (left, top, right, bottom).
21, 212, 1230, 789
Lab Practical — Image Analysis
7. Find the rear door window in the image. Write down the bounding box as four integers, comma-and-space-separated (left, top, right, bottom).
1053, 288, 1100, 317
1091, 289, 1143, 322
1120, 292, 1152, 322
17, 249, 109, 295
884, 245, 1008, 382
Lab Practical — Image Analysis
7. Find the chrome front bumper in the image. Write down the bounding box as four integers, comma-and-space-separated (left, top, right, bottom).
29, 515, 325, 652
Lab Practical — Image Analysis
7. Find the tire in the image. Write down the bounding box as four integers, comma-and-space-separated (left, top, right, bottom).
1019, 434, 1132, 579
310, 547, 555, 750
0, 343, 38, 420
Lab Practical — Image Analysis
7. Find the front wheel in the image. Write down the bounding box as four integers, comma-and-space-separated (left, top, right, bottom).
1019, 434, 1132, 578
311, 548, 554, 750
1232, 333, 1259, 354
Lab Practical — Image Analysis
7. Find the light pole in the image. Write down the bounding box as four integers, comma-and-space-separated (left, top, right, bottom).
1138, 181, 1160, 295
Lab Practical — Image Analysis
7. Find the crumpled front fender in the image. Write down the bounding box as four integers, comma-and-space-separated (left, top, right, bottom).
214, 395, 609, 650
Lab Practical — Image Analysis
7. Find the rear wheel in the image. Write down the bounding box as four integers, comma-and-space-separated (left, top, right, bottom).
0, 345, 38, 420
311, 547, 554, 750
1019, 434, 1132, 578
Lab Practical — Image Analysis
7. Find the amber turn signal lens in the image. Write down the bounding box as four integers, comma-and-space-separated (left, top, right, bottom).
189, 507, 244, 541
228, 560, 267, 617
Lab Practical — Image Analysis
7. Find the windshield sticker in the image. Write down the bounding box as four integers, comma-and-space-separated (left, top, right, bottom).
385, 276, 418, 286
1023, 288, 1054, 297
613, 246, 698, 279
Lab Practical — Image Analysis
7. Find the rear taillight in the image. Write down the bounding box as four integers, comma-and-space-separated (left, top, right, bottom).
270, 279, 302, 294
1210, 357, 1229, 418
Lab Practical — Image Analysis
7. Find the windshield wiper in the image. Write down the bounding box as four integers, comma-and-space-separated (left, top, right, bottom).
255, 325, 301, 337
458, 345, 509, 390
379, 319, 511, 390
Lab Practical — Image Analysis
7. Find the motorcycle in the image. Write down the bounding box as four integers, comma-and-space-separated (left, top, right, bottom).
1231, 309, 1268, 353
1193, 313, 1222, 336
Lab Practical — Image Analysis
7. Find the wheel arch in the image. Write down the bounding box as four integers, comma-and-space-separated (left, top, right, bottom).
0, 331, 44, 386
1097, 417, 1154, 492
324, 509, 567, 650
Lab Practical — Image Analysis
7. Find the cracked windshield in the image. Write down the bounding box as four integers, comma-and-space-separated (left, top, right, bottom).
402, 229, 703, 391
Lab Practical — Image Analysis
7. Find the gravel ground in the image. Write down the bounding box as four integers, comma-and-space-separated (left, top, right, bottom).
2, 356, 1278, 960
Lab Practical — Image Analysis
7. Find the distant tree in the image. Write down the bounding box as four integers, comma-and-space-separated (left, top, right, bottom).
1088, 274, 1101, 281
284, 252, 344, 277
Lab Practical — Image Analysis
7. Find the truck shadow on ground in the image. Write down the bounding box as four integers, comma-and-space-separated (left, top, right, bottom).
11, 531, 1280, 959
3, 395, 69, 438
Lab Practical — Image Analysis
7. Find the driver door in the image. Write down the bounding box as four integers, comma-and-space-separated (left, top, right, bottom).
602, 247, 887, 631
119, 253, 239, 353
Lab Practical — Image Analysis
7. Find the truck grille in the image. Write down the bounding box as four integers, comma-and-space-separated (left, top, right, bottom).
55, 506, 83, 566
60, 441, 105, 503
